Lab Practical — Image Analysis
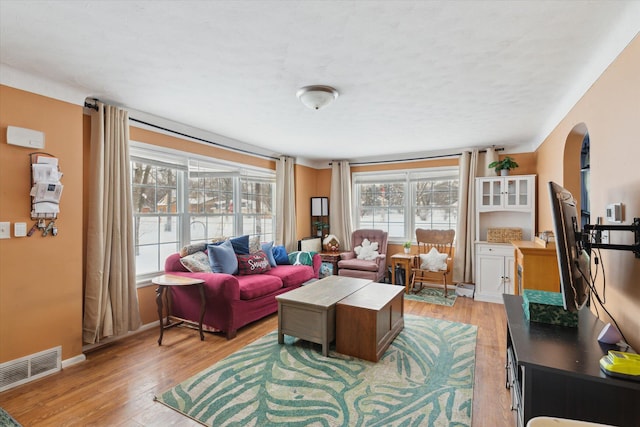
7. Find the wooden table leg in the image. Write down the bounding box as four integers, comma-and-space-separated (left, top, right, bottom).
277, 303, 284, 344
321, 310, 328, 357
156, 285, 165, 345
405, 260, 411, 294
392, 259, 397, 286
197, 283, 205, 341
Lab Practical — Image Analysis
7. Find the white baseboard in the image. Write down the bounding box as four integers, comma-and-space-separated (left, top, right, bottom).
81, 320, 160, 353
473, 293, 505, 304
62, 353, 86, 368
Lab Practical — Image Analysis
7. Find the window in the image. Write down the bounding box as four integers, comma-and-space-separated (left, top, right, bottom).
353, 168, 458, 243
240, 175, 275, 241
131, 143, 275, 281
132, 159, 183, 277
411, 171, 459, 231
188, 160, 237, 244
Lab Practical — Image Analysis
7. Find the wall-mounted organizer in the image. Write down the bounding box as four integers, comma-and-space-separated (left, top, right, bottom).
29, 153, 63, 236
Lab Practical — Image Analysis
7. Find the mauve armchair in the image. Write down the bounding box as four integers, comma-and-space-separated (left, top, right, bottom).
337, 229, 389, 282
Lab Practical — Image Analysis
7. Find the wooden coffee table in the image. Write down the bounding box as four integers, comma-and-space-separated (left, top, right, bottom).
336, 282, 404, 362
276, 275, 371, 356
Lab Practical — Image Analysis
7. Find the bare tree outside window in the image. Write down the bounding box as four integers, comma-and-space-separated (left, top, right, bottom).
130, 153, 276, 280
354, 169, 458, 242
132, 161, 180, 275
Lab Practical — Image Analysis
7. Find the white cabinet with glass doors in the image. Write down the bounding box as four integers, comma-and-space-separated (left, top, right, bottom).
474, 174, 536, 303
478, 175, 533, 211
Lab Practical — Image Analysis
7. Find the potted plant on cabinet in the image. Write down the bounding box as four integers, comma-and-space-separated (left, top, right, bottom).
403, 241, 412, 254
488, 156, 519, 176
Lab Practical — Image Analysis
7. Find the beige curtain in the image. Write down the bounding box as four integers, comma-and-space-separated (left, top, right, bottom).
83, 102, 141, 344
329, 161, 353, 251
276, 156, 297, 252
453, 150, 479, 285
479, 147, 499, 177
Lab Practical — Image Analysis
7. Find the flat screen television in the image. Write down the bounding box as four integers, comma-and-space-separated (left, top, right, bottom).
548, 181, 591, 312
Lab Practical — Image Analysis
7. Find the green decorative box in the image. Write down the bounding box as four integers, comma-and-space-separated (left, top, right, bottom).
522, 290, 578, 328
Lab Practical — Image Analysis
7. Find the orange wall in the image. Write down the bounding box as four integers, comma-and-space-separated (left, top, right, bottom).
536, 35, 640, 350
0, 86, 84, 363
492, 152, 536, 176
293, 166, 334, 240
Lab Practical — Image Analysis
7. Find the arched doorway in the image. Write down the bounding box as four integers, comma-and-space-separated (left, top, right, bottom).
580, 133, 590, 228
563, 123, 589, 223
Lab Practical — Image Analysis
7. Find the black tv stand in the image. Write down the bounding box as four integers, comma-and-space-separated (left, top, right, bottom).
504, 294, 640, 427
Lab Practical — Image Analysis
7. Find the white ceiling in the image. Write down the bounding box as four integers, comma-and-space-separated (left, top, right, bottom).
1, 1, 639, 166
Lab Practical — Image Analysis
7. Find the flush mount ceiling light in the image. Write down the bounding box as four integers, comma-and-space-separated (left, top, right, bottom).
296, 85, 339, 110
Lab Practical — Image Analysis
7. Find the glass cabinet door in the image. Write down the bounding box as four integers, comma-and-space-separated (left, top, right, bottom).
504, 177, 530, 208
480, 179, 503, 208
492, 181, 502, 206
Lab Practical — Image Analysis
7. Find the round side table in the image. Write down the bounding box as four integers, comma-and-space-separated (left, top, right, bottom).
152, 274, 206, 345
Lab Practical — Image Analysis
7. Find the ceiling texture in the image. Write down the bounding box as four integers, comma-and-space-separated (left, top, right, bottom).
1, 1, 639, 167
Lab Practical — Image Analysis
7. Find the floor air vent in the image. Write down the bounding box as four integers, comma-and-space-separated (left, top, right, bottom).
0, 346, 61, 392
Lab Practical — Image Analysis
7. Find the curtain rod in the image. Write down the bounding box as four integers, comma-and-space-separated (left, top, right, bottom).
330, 147, 504, 166
84, 100, 279, 161
84, 100, 504, 166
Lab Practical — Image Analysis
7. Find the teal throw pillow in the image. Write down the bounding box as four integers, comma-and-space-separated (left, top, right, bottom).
288, 251, 316, 266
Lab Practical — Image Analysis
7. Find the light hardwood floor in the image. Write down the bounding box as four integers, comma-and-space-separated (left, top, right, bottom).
0, 295, 515, 427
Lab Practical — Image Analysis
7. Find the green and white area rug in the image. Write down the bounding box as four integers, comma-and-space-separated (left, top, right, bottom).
156, 314, 477, 426
405, 287, 458, 306
0, 408, 22, 427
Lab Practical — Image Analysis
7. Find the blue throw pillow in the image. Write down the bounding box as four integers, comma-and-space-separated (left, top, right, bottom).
272, 245, 290, 265
261, 241, 277, 267
230, 235, 250, 255
208, 240, 238, 274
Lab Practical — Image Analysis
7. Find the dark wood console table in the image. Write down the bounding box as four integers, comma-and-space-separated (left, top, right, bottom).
504, 294, 640, 427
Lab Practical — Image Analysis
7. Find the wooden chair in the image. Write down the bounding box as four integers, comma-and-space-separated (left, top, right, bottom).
410, 229, 455, 296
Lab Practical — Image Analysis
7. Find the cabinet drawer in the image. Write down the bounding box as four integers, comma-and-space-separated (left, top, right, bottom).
477, 244, 513, 256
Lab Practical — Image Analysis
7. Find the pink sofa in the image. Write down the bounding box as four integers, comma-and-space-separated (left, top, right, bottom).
164, 252, 321, 339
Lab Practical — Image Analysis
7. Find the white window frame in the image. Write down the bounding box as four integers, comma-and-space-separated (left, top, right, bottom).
352, 167, 459, 244
130, 141, 276, 284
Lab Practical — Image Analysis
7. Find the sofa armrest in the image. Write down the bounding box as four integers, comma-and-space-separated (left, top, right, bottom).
164, 271, 240, 301
375, 253, 387, 265
375, 254, 387, 275
340, 251, 355, 260
312, 253, 322, 278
